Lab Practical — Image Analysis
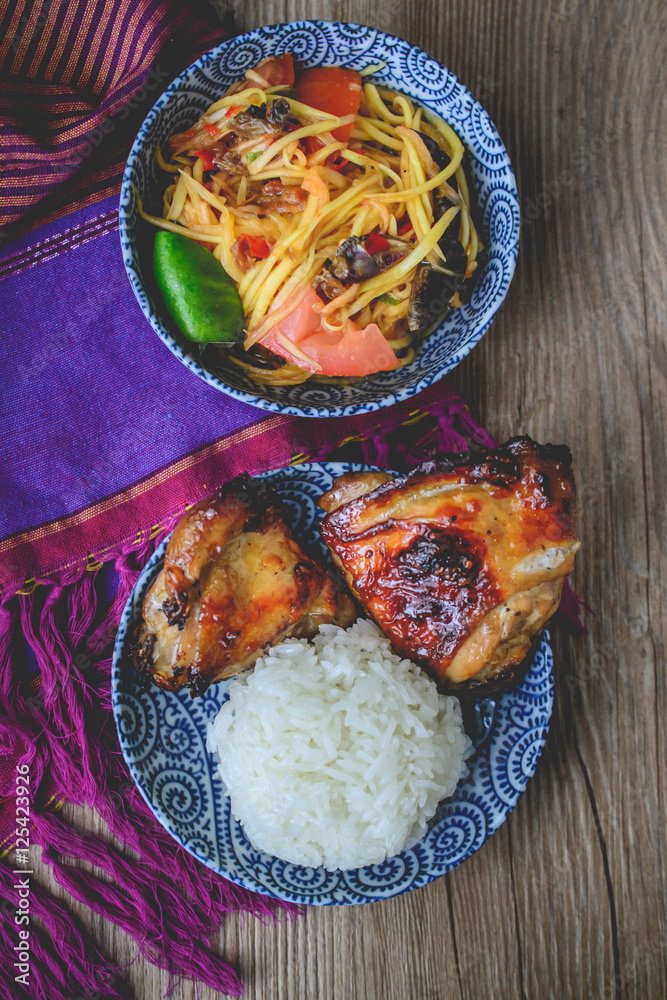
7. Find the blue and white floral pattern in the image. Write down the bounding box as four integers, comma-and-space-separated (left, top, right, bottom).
119, 22, 519, 417
112, 463, 553, 905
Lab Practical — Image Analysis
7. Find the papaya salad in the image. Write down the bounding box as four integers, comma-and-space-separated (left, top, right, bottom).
140, 52, 481, 383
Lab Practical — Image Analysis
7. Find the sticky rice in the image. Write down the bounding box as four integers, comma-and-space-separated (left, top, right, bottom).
206, 619, 472, 871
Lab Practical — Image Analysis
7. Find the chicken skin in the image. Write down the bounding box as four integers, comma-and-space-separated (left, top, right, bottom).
132, 474, 355, 695
318, 438, 579, 694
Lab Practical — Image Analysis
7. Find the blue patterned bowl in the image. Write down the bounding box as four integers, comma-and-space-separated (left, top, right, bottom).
112, 463, 553, 905
119, 21, 519, 418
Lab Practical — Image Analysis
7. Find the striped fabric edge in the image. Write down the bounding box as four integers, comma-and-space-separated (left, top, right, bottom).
0, 378, 461, 601
3, 157, 125, 242
0, 206, 118, 279
0, 0, 229, 230
0, 59, 170, 159
0, 413, 279, 588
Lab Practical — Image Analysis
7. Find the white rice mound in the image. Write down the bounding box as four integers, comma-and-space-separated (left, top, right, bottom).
206, 619, 473, 871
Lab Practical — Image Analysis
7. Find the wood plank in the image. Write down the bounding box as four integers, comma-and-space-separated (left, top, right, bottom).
20, 1, 665, 998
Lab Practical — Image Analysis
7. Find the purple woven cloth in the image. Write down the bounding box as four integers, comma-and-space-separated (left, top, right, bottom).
0, 5, 513, 997
1, 195, 265, 541
0, 5, 294, 997
0, 4, 586, 998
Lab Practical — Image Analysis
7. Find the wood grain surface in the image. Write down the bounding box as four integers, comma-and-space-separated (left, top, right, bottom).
31, 1, 666, 997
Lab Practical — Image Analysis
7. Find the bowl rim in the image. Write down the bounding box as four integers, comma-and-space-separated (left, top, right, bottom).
119, 19, 520, 418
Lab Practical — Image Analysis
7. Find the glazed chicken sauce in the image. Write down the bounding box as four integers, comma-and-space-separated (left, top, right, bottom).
319, 438, 579, 691
133, 475, 354, 695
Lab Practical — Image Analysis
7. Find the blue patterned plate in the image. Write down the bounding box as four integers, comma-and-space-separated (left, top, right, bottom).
112, 463, 553, 905
119, 21, 519, 417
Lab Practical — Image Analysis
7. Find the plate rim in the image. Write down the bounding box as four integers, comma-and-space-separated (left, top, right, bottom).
111, 461, 553, 905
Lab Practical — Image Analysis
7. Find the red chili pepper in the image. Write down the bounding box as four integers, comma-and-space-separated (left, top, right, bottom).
326, 153, 349, 172
397, 215, 413, 235
224, 104, 241, 118
365, 233, 391, 254
204, 122, 218, 136
195, 150, 216, 171
238, 233, 273, 259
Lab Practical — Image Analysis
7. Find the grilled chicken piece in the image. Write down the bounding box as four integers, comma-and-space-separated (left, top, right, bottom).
132, 474, 355, 696
319, 437, 580, 694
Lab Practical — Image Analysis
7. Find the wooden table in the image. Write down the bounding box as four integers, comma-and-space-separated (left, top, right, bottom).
36, 1, 666, 997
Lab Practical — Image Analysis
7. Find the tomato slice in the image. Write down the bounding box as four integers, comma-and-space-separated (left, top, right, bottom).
260, 289, 400, 376
296, 67, 362, 142
253, 53, 295, 88
237, 234, 272, 259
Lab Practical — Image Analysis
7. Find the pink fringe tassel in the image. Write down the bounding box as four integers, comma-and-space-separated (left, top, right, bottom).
0, 400, 585, 997
0, 535, 296, 999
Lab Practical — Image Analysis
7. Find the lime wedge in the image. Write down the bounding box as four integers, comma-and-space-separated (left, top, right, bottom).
153, 231, 245, 344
